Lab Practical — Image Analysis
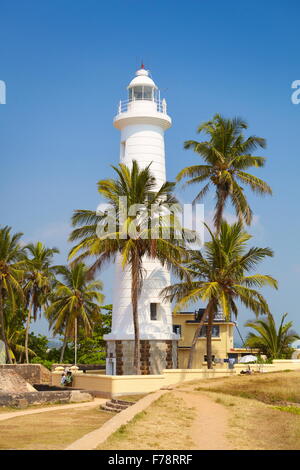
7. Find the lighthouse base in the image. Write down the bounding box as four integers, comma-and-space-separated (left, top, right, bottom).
106, 339, 178, 375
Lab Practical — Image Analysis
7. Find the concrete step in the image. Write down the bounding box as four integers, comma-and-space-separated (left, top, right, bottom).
100, 405, 119, 413
100, 399, 134, 413
111, 399, 134, 406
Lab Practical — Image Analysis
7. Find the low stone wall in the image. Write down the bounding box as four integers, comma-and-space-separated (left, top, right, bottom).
272, 359, 300, 371
0, 364, 51, 385
234, 359, 300, 373
51, 359, 300, 398
0, 389, 93, 408
52, 368, 235, 398
234, 363, 276, 373
0, 369, 37, 394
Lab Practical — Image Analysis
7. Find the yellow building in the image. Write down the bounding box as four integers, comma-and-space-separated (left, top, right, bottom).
172, 309, 257, 368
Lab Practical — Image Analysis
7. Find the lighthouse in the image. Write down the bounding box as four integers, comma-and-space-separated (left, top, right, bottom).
104, 67, 178, 375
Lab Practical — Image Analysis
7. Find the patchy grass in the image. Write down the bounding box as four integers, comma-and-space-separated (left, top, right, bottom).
116, 394, 147, 403
215, 397, 235, 407
98, 393, 195, 450
274, 406, 300, 415
203, 391, 300, 450
193, 371, 300, 405
0, 405, 115, 450
99, 387, 300, 450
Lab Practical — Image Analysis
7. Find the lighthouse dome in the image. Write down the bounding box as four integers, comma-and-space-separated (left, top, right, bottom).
128, 68, 158, 89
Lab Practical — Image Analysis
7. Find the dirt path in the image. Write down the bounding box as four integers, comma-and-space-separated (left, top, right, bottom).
174, 390, 233, 450
0, 398, 106, 422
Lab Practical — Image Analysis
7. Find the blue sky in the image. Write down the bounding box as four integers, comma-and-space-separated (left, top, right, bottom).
1, 0, 299, 341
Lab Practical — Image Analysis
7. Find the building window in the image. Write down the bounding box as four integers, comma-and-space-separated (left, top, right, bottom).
173, 325, 181, 336
198, 325, 220, 338
150, 303, 158, 321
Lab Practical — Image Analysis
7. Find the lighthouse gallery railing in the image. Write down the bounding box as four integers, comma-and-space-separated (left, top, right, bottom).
117, 98, 167, 115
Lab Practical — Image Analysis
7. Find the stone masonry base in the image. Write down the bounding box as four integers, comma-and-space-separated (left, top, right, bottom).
106, 340, 178, 375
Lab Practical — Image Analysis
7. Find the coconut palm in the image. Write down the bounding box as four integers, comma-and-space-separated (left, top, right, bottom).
4, 306, 36, 363
69, 161, 192, 373
245, 313, 300, 359
177, 114, 272, 233
162, 221, 278, 369
45, 263, 104, 363
0, 227, 25, 363
23, 242, 59, 363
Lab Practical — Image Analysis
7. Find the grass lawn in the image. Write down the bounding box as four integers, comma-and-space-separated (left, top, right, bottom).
98, 393, 195, 450
179, 370, 300, 449
116, 394, 148, 403
0, 405, 115, 450
206, 392, 300, 450
98, 372, 300, 450
192, 370, 300, 405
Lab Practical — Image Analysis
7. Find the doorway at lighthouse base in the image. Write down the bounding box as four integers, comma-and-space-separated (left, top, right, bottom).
106, 340, 178, 375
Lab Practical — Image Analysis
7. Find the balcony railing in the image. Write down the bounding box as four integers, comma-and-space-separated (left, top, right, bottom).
194, 309, 229, 322
117, 98, 167, 115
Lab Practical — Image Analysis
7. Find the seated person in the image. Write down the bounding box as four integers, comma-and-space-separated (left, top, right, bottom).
60, 373, 66, 386
65, 370, 73, 386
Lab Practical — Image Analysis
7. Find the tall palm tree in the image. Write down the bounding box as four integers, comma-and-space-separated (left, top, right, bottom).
177, 114, 272, 233
69, 161, 192, 373
245, 313, 300, 359
162, 221, 278, 369
0, 227, 25, 363
45, 263, 104, 363
4, 308, 36, 363
23, 242, 59, 363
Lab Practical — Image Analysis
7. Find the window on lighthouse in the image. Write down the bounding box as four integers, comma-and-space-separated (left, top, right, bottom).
150, 303, 158, 321
129, 86, 154, 101
120, 141, 126, 159
143, 86, 153, 100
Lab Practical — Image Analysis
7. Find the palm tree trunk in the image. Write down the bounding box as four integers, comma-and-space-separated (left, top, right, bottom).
25, 298, 33, 364
0, 284, 13, 364
60, 326, 68, 363
206, 308, 215, 369
74, 318, 77, 365
131, 256, 140, 375
214, 189, 228, 234
187, 300, 214, 369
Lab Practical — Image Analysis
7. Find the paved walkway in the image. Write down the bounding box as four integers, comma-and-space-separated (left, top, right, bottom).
0, 398, 106, 422
65, 390, 168, 450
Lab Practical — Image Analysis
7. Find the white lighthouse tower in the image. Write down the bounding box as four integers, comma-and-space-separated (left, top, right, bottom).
105, 66, 178, 375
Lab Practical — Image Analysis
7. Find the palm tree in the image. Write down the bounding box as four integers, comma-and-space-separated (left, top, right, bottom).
177, 114, 272, 233
245, 313, 300, 359
0, 227, 25, 363
23, 242, 59, 363
45, 263, 104, 363
162, 221, 278, 369
4, 307, 36, 363
69, 161, 192, 373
